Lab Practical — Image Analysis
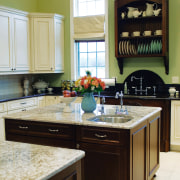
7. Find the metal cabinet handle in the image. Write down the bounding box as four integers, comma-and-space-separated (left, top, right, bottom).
48, 129, 59, 132
95, 133, 107, 138
76, 144, 80, 149
18, 126, 28, 129
22, 109, 26, 111
20, 102, 27, 105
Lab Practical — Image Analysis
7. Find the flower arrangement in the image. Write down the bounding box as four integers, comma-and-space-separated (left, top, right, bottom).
75, 71, 106, 94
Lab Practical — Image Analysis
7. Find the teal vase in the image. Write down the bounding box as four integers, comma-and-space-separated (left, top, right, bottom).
81, 92, 97, 113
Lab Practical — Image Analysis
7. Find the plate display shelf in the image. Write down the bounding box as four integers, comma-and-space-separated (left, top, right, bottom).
115, 0, 169, 74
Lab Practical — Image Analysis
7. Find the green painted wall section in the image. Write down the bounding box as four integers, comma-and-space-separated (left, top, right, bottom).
0, 0, 38, 12
37, 0, 180, 85
37, 0, 71, 85
0, 0, 180, 85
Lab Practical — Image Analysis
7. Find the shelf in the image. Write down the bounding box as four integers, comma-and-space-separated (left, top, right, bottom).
115, 0, 169, 75
119, 35, 162, 40
119, 15, 162, 22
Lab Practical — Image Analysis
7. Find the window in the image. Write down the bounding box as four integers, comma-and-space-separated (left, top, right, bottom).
74, 0, 105, 17
77, 41, 105, 78
70, 0, 108, 80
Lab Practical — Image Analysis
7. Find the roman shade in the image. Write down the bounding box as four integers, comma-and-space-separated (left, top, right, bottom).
73, 14, 105, 40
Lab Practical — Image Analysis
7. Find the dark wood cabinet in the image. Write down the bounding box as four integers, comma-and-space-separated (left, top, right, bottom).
76, 112, 160, 180
5, 111, 160, 180
5, 119, 76, 148
115, 0, 169, 74
102, 97, 170, 152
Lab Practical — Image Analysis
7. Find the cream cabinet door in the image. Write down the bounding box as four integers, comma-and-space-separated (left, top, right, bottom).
45, 96, 60, 106
12, 15, 29, 72
33, 18, 53, 72
0, 113, 7, 141
54, 18, 64, 72
0, 8, 29, 73
0, 11, 12, 72
171, 100, 180, 151
0, 102, 7, 141
29, 13, 64, 73
37, 96, 46, 107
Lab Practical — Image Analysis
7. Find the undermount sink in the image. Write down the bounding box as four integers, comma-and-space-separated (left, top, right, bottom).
87, 114, 133, 123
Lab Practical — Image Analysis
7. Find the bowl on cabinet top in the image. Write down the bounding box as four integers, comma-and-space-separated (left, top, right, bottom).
32, 80, 49, 90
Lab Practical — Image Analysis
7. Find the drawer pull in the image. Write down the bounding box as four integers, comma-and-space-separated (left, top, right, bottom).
20, 102, 27, 105
48, 129, 59, 133
18, 126, 28, 129
95, 133, 107, 138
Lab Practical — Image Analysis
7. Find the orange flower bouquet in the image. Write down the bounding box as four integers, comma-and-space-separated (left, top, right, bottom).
75, 71, 106, 94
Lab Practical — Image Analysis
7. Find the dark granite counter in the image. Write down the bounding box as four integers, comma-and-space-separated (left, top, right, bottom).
0, 91, 180, 103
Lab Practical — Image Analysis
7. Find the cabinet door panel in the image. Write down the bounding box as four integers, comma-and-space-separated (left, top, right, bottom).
149, 117, 160, 179
79, 142, 128, 180
0, 12, 12, 71
13, 15, 29, 71
34, 18, 53, 71
132, 125, 147, 180
54, 19, 64, 72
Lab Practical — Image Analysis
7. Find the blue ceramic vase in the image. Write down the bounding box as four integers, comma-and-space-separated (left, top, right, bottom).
81, 92, 97, 113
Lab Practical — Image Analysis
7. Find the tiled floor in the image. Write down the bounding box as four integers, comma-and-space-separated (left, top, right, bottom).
154, 151, 180, 180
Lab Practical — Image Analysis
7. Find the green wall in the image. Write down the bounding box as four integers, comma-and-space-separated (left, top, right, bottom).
0, 0, 38, 12
37, 0, 180, 85
0, 0, 180, 85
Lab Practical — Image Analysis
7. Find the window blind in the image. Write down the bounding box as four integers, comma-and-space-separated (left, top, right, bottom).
73, 14, 105, 40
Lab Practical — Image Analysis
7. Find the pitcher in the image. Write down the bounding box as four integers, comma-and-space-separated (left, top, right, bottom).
145, 3, 157, 16
127, 7, 138, 18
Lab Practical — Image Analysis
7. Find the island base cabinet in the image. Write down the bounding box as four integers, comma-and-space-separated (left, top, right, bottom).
78, 142, 129, 180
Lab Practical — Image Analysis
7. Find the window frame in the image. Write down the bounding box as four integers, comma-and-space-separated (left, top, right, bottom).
70, 0, 109, 80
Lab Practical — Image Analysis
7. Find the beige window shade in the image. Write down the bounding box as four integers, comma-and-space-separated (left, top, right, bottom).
73, 14, 105, 40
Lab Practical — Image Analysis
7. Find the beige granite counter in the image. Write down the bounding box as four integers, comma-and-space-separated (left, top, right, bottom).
3, 103, 161, 129
0, 141, 85, 180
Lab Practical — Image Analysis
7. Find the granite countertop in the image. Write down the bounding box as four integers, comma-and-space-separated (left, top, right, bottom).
0, 141, 85, 180
4, 103, 161, 129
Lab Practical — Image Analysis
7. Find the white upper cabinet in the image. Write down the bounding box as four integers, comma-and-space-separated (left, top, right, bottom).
29, 13, 64, 73
0, 7, 29, 73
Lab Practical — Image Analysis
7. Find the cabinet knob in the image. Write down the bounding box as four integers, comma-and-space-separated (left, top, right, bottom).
11, 68, 13, 71
76, 144, 80, 149
14, 68, 16, 71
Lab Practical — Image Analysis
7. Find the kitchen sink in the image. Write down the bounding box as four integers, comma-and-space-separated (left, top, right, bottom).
87, 114, 133, 123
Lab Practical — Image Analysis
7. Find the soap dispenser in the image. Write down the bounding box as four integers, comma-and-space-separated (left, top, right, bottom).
124, 82, 128, 94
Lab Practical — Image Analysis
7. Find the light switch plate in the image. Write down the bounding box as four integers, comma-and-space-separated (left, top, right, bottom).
172, 76, 179, 83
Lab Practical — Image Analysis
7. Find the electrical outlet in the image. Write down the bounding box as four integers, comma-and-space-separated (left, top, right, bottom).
172, 76, 179, 83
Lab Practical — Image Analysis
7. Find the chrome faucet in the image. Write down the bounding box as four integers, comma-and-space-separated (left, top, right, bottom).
131, 76, 151, 95
101, 96, 106, 114
115, 91, 128, 114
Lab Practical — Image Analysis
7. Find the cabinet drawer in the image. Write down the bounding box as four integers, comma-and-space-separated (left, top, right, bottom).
7, 98, 37, 111
77, 126, 128, 146
0, 102, 7, 113
5, 119, 74, 140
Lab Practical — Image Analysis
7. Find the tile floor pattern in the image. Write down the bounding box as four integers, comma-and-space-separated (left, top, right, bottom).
154, 151, 180, 180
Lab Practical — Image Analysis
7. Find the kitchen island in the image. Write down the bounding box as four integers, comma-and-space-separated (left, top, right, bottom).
4, 103, 161, 180
0, 140, 85, 180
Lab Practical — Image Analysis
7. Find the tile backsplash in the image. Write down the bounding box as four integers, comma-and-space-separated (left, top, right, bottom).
0, 74, 35, 96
